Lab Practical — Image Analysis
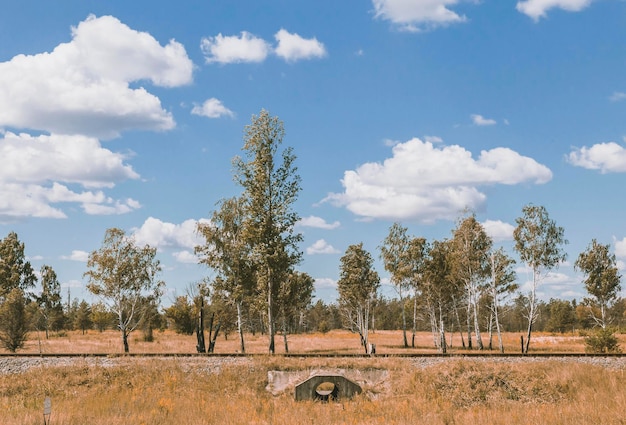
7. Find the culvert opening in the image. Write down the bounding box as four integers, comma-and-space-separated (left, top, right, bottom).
315, 381, 339, 402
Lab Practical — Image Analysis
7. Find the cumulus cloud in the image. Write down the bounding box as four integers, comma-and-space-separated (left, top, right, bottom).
201, 31, 270, 64
516, 0, 594, 21
306, 239, 341, 255
471, 114, 497, 126
201, 29, 326, 64
609, 92, 626, 102
61, 250, 90, 262
568, 142, 626, 173
0, 181, 141, 223
0, 132, 138, 188
314, 277, 337, 289
132, 217, 209, 251
372, 0, 468, 31
482, 220, 516, 242
172, 250, 199, 264
274, 29, 326, 62
0, 15, 193, 138
324, 137, 552, 222
614, 237, 626, 258
297, 216, 340, 230
191, 98, 235, 118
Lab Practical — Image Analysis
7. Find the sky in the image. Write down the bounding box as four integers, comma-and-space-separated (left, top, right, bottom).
1, 0, 626, 306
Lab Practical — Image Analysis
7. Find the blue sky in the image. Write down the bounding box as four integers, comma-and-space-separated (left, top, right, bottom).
1, 0, 626, 305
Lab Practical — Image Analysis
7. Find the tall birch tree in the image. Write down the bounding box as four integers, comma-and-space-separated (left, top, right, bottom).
513, 204, 567, 354
379, 223, 412, 348
337, 243, 380, 353
233, 110, 302, 354
451, 214, 492, 350
575, 239, 621, 329
196, 197, 254, 353
488, 248, 517, 353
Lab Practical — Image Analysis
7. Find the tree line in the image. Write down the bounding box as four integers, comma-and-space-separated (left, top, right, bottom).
0, 111, 623, 354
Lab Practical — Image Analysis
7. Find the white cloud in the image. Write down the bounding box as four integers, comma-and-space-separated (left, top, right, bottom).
372, 0, 467, 31
172, 250, 199, 264
191, 98, 235, 118
614, 237, 626, 258
471, 114, 497, 126
298, 216, 340, 230
516, 0, 594, 21
0, 181, 140, 223
424, 135, 443, 144
274, 29, 326, 62
306, 239, 341, 255
314, 277, 337, 289
568, 142, 626, 173
201, 31, 270, 64
61, 250, 90, 262
0, 15, 193, 138
0, 132, 138, 188
609, 92, 626, 102
132, 217, 209, 251
482, 220, 515, 242
324, 137, 552, 222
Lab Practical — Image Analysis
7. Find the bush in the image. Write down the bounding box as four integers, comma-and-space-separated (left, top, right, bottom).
584, 328, 621, 354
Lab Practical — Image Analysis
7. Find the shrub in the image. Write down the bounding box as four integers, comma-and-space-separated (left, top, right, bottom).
584, 328, 621, 353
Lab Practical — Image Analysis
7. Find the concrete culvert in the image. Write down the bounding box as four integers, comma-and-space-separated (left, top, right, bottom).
295, 374, 362, 401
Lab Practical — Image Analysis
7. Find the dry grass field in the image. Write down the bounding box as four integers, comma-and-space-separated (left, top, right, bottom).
7, 328, 624, 355
1, 330, 625, 424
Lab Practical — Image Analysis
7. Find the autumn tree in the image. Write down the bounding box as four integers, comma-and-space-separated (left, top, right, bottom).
379, 223, 413, 348
36, 265, 64, 338
575, 239, 622, 329
0, 288, 30, 352
196, 196, 255, 353
337, 243, 380, 353
84, 228, 164, 353
451, 213, 492, 350
487, 248, 517, 352
278, 270, 314, 352
165, 295, 196, 335
0, 232, 37, 299
513, 204, 567, 353
233, 110, 303, 354
74, 300, 93, 334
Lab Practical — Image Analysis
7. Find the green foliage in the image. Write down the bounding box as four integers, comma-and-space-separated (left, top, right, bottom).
0, 232, 37, 299
231, 110, 303, 353
36, 265, 65, 335
165, 295, 196, 335
584, 327, 622, 353
0, 288, 30, 352
575, 239, 622, 328
84, 228, 164, 352
74, 300, 93, 334
546, 298, 576, 333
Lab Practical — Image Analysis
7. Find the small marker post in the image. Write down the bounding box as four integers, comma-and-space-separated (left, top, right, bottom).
43, 397, 51, 425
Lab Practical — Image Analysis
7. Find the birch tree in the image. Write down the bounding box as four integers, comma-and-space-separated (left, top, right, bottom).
85, 228, 164, 353
575, 239, 621, 329
488, 248, 517, 352
196, 197, 255, 353
513, 204, 567, 353
337, 243, 380, 353
233, 110, 302, 354
451, 214, 492, 350
278, 270, 314, 353
379, 223, 412, 348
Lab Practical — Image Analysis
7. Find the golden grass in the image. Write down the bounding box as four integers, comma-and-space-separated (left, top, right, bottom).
8, 328, 625, 355
1, 356, 625, 424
